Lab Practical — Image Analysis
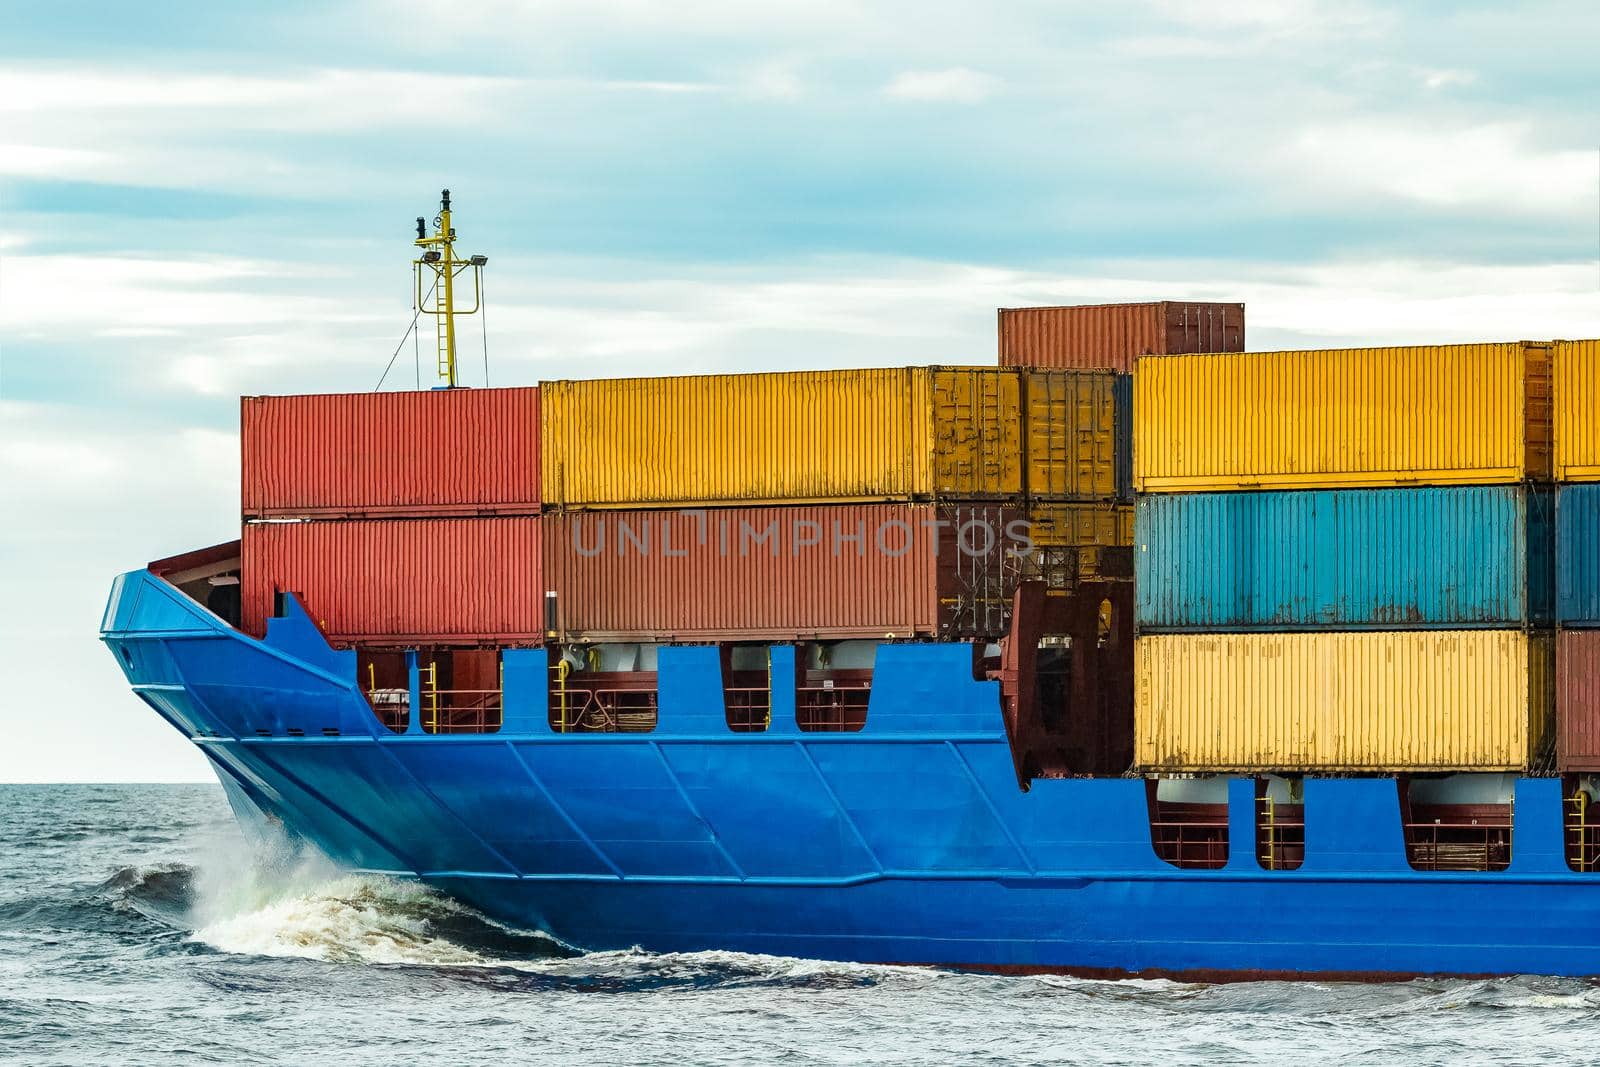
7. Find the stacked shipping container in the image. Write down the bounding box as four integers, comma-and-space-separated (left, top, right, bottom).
990, 302, 1237, 582
1555, 341, 1600, 769
538, 366, 1119, 641
1133, 342, 1558, 773
239, 389, 543, 644
998, 301, 1244, 374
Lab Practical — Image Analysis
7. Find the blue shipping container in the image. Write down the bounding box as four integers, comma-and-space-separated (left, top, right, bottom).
1559, 484, 1600, 626
1114, 373, 1133, 503
1136, 486, 1554, 631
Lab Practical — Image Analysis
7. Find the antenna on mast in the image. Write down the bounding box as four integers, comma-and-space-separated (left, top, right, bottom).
413, 188, 489, 388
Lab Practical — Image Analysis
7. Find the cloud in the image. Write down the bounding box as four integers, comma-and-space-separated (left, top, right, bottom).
1420, 67, 1476, 90
5, 0, 1599, 782
742, 58, 806, 100
1284, 119, 1596, 216
882, 68, 998, 103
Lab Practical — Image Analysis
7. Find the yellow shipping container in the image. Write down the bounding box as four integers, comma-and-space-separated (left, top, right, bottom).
1025, 370, 1118, 500
542, 367, 1116, 508
1133, 342, 1553, 492
1555, 339, 1600, 481
1135, 631, 1554, 773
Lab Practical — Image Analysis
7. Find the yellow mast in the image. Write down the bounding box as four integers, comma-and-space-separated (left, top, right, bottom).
413, 189, 487, 388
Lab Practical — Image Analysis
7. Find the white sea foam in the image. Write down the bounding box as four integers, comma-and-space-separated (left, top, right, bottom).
184, 820, 518, 966
193, 873, 493, 966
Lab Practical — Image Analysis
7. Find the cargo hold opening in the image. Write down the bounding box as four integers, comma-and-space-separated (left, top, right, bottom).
358, 649, 409, 733
1145, 777, 1228, 870
1256, 776, 1304, 871
418, 648, 503, 734
796, 641, 871, 732
1400, 775, 1513, 873
147, 541, 242, 629
722, 644, 772, 732
548, 644, 657, 733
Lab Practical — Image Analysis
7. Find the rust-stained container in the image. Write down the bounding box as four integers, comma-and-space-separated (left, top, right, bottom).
541, 367, 1116, 509
543, 503, 1027, 642
242, 388, 541, 519
1024, 370, 1118, 500
1559, 629, 1600, 771
999, 301, 1244, 373
241, 518, 543, 645
1021, 503, 1134, 588
1134, 342, 1554, 492
931, 368, 1024, 498
1555, 339, 1600, 481
1135, 630, 1554, 772
1026, 502, 1133, 548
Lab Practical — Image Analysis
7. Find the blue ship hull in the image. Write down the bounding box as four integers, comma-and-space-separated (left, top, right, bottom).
102, 569, 1600, 978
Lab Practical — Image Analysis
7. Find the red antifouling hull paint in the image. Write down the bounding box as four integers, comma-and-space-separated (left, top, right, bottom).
241, 387, 540, 518
998, 302, 1244, 373
242, 517, 543, 644
1559, 629, 1600, 771
544, 503, 1023, 642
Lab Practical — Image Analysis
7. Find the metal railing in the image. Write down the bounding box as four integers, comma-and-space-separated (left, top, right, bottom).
1148, 805, 1230, 870
1404, 809, 1512, 872
549, 679, 658, 734
796, 683, 869, 732
724, 686, 771, 732
421, 688, 503, 734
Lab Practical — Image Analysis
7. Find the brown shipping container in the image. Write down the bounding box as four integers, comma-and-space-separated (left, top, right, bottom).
544, 504, 1027, 642
241, 518, 543, 645
999, 302, 1244, 373
1560, 629, 1600, 771
242, 388, 541, 518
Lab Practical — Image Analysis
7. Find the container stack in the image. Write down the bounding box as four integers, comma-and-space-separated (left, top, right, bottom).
1555, 340, 1600, 771
538, 366, 1119, 643
238, 388, 544, 646
998, 300, 1245, 562
1132, 342, 1558, 773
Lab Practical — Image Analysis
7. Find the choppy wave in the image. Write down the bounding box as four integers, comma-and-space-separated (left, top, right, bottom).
92, 844, 568, 969
5, 785, 1599, 1066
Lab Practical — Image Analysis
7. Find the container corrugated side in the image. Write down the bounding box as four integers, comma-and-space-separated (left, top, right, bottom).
998, 302, 1244, 373
1023, 369, 1117, 500
1136, 487, 1554, 631
242, 388, 541, 518
1558, 629, 1600, 771
1133, 343, 1551, 492
540, 369, 932, 509
1559, 483, 1600, 626
241, 518, 542, 644
1555, 339, 1600, 481
1134, 630, 1554, 772
543, 503, 1024, 642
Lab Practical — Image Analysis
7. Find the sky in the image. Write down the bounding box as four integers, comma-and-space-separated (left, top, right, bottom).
2, 0, 1598, 782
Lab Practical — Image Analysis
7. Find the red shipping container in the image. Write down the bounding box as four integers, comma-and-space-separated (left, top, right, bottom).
544, 504, 1026, 642
998, 302, 1244, 373
242, 517, 543, 645
241, 387, 540, 518
1559, 629, 1600, 771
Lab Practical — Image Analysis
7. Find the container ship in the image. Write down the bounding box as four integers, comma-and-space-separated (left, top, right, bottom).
103, 193, 1600, 979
